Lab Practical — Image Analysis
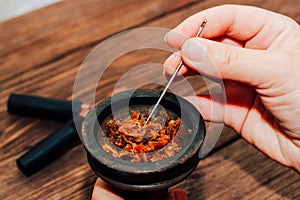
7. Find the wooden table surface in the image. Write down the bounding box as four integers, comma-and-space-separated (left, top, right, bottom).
1, 0, 300, 199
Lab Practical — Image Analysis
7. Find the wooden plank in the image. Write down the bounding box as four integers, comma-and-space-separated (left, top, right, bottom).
176, 138, 300, 199
0, 0, 198, 83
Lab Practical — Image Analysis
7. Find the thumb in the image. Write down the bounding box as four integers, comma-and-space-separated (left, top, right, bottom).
181, 38, 286, 86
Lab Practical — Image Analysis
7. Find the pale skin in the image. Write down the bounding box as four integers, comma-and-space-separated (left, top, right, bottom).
92, 5, 300, 199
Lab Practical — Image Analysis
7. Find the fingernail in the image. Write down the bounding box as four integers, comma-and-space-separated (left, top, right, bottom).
164, 54, 175, 75
163, 53, 180, 75
182, 38, 207, 68
164, 30, 176, 43
163, 30, 186, 50
163, 32, 169, 43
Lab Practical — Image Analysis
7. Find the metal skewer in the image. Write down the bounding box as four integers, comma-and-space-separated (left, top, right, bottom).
144, 19, 207, 127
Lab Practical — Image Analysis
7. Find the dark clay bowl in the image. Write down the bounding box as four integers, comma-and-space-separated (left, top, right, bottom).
81, 89, 205, 199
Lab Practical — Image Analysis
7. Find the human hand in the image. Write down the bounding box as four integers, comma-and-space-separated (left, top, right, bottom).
92, 178, 186, 200
164, 5, 300, 172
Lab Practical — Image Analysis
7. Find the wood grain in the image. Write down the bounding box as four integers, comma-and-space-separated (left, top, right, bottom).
1, 0, 300, 199
177, 138, 300, 199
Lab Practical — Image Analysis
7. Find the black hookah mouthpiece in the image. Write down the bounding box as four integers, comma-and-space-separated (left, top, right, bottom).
16, 117, 83, 176
7, 93, 82, 122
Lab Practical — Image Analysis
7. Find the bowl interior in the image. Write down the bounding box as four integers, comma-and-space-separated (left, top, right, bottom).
81, 89, 205, 187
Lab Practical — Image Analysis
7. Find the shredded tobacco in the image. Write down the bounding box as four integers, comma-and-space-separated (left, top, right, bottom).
101, 108, 185, 162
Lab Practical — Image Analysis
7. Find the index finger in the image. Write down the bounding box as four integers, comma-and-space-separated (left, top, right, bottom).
166, 5, 295, 49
